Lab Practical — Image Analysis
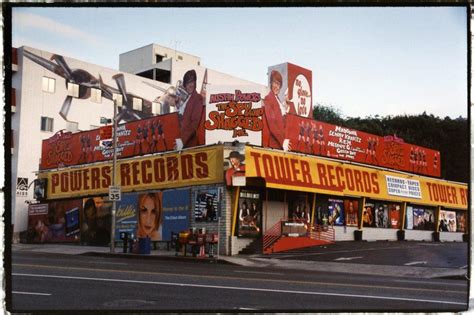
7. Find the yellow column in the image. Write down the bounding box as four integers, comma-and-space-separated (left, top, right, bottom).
400, 202, 407, 231
359, 197, 366, 230
435, 206, 441, 232
231, 186, 241, 237
310, 193, 317, 225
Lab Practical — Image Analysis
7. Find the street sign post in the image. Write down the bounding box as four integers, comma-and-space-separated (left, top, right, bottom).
109, 185, 121, 202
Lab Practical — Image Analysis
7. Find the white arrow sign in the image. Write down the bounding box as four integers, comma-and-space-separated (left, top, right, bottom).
334, 256, 363, 261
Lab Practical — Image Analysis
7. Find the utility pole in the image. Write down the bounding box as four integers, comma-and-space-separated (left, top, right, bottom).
110, 99, 118, 253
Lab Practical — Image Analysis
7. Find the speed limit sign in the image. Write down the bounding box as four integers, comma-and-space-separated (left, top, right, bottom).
109, 186, 121, 201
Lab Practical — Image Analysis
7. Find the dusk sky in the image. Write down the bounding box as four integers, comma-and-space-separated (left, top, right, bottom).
11, 6, 468, 119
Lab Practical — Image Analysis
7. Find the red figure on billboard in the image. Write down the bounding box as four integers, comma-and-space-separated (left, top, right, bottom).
78, 134, 94, 164
134, 124, 145, 155
262, 70, 295, 151
175, 70, 205, 150
149, 119, 166, 153
316, 125, 326, 155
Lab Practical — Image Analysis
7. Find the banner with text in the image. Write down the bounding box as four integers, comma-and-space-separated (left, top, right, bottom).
43, 146, 223, 199
205, 85, 266, 145
40, 113, 181, 170
245, 146, 467, 209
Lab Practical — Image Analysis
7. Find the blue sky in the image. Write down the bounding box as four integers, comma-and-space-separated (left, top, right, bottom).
11, 7, 468, 118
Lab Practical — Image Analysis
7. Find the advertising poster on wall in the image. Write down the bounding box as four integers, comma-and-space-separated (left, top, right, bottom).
48, 199, 82, 242
405, 206, 414, 229
40, 113, 181, 170
65, 207, 80, 237
362, 202, 375, 227
82, 197, 111, 245
344, 199, 359, 227
114, 194, 138, 241
136, 192, 163, 241
374, 204, 389, 228
328, 199, 344, 226
223, 146, 246, 186
439, 210, 457, 232
456, 212, 466, 233
388, 204, 401, 229
194, 188, 219, 222
235, 190, 261, 237
205, 85, 265, 146
27, 203, 49, 243
162, 188, 190, 241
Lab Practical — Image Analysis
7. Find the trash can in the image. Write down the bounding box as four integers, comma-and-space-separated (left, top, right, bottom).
397, 230, 405, 241
138, 237, 151, 254
178, 231, 190, 256
354, 230, 363, 241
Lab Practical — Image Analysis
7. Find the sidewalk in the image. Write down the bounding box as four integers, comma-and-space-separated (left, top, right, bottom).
11, 243, 467, 279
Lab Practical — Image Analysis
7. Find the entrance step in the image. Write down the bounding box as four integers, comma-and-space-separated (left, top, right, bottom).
264, 236, 333, 254
239, 236, 263, 255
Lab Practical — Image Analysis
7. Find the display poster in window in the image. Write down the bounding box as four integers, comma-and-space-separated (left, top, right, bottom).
162, 188, 190, 241
136, 192, 163, 241
405, 206, 414, 229
388, 204, 401, 229
27, 203, 49, 243
456, 212, 466, 233
374, 203, 389, 228
223, 145, 246, 186
34, 178, 47, 200
439, 210, 457, 232
422, 209, 435, 230
328, 199, 344, 226
315, 197, 329, 226
43, 199, 82, 243
82, 197, 112, 245
362, 202, 375, 227
344, 199, 359, 227
413, 208, 425, 230
235, 190, 261, 237
194, 188, 219, 222
114, 194, 138, 241
288, 194, 311, 223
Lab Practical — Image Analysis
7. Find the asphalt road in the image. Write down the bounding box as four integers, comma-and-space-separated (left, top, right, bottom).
9, 251, 468, 312
262, 241, 468, 268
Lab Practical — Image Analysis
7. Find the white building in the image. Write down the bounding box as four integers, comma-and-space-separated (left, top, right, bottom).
11, 44, 265, 241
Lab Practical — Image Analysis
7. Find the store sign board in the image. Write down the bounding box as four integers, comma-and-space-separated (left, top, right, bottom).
205, 85, 265, 146
245, 146, 467, 209
42, 146, 224, 199
385, 175, 421, 199
28, 203, 49, 216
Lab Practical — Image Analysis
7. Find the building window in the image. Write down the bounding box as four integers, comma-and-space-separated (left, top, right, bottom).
67, 82, 80, 97
41, 117, 54, 132
113, 93, 123, 107
155, 54, 164, 63
42, 77, 55, 93
91, 88, 102, 103
133, 97, 143, 111
66, 121, 79, 133
177, 55, 183, 61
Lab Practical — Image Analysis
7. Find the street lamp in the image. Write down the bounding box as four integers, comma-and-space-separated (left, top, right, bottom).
110, 99, 119, 253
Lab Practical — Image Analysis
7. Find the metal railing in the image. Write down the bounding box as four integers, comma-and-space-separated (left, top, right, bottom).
308, 224, 335, 242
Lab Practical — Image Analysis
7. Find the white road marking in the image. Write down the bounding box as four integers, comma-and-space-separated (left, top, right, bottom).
404, 261, 427, 266
334, 256, 363, 261
12, 273, 466, 306
238, 307, 259, 310
233, 270, 284, 275
90, 262, 128, 266
460, 265, 468, 269
12, 291, 51, 296
393, 279, 467, 286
